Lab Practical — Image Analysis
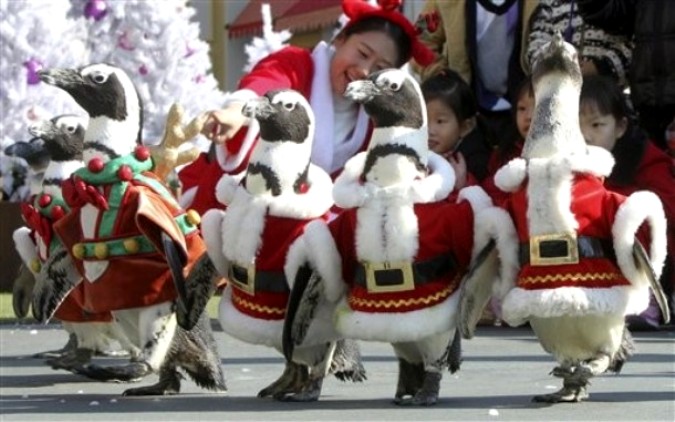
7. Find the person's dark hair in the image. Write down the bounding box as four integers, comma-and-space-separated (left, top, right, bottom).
340, 17, 411, 67
421, 68, 477, 122
495, 76, 534, 162
581, 75, 645, 185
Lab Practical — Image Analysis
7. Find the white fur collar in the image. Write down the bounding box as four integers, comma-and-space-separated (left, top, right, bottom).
217, 164, 333, 219
333, 151, 455, 209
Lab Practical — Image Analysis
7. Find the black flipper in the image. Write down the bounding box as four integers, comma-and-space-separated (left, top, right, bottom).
161, 232, 189, 315
458, 239, 498, 339
633, 239, 670, 324
32, 246, 81, 323
283, 264, 316, 361
175, 252, 217, 330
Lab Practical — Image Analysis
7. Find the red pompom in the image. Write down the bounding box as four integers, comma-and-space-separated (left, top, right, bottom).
134, 145, 150, 161
297, 182, 309, 194
38, 194, 52, 208
117, 165, 133, 181
51, 205, 65, 221
88, 157, 104, 173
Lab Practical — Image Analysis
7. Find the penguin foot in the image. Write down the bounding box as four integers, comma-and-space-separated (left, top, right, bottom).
258, 361, 308, 398
95, 349, 130, 358
549, 366, 573, 378
393, 358, 424, 404
395, 371, 441, 406
274, 377, 323, 402
33, 333, 78, 359
47, 348, 94, 370
123, 370, 183, 396
74, 361, 151, 383
532, 385, 589, 403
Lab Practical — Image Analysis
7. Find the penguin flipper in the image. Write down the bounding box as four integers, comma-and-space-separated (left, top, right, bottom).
32, 246, 81, 323
633, 240, 670, 324
161, 232, 189, 315
176, 252, 218, 330
283, 265, 323, 361
458, 239, 499, 339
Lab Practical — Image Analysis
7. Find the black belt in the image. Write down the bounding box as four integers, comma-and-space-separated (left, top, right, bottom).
519, 236, 615, 266
229, 264, 289, 294
354, 253, 456, 291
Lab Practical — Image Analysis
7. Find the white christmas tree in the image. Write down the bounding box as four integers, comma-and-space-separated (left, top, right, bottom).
69, 0, 226, 144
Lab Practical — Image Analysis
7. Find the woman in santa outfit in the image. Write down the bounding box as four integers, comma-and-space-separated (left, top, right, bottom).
178, 0, 435, 215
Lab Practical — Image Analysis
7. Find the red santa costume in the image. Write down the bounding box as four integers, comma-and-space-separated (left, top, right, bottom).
494, 146, 668, 326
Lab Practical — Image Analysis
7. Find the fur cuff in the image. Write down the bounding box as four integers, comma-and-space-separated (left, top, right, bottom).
13, 227, 38, 273
472, 207, 520, 299
613, 191, 668, 284
569, 146, 615, 177
494, 158, 527, 192
215, 172, 245, 206
285, 220, 345, 302
333, 152, 369, 208
457, 186, 493, 213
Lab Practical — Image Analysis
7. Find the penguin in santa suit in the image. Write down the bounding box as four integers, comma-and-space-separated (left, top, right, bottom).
31, 63, 226, 396
283, 69, 516, 406
13, 115, 136, 372
176, 89, 366, 401
460, 33, 669, 403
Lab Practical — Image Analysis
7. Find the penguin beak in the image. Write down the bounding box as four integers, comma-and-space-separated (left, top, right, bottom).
38, 68, 84, 89
28, 120, 57, 139
344, 79, 380, 103
242, 97, 275, 120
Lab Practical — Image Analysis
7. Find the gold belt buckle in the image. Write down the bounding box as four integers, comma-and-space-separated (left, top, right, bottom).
363, 260, 415, 293
229, 263, 256, 295
529, 233, 579, 266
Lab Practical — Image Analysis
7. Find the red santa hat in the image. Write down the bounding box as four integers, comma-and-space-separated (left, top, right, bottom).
340, 0, 435, 66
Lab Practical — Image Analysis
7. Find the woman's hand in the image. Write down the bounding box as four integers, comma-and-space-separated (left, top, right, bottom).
201, 101, 249, 144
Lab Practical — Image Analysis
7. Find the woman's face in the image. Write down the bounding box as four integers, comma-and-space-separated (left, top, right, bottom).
579, 102, 627, 151
330, 31, 399, 96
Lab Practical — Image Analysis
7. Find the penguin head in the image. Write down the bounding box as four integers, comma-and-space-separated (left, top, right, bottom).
38, 63, 142, 160
530, 32, 582, 91
3, 138, 51, 172
28, 115, 86, 162
243, 89, 315, 196
345, 69, 429, 187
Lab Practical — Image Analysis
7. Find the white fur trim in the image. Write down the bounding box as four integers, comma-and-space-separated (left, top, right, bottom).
525, 157, 577, 235
472, 207, 520, 299
569, 146, 615, 177
285, 220, 345, 302
456, 185, 493, 213
215, 89, 260, 172
215, 172, 245, 206
13, 227, 38, 273
333, 151, 455, 209
201, 209, 230, 277
501, 285, 649, 326
494, 158, 527, 192
221, 189, 266, 265
335, 291, 459, 342
218, 287, 283, 349
612, 191, 668, 285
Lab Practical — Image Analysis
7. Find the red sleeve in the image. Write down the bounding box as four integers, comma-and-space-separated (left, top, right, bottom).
238, 46, 314, 99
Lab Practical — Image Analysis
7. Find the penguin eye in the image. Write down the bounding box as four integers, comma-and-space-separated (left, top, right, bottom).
90, 73, 108, 84
389, 82, 400, 91
65, 126, 76, 134
283, 102, 295, 111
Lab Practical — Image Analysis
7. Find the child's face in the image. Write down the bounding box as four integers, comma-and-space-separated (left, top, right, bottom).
330, 31, 398, 96
579, 103, 627, 151
426, 99, 469, 155
515, 92, 535, 139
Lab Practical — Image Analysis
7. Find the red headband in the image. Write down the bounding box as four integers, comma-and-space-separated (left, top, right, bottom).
341, 0, 435, 67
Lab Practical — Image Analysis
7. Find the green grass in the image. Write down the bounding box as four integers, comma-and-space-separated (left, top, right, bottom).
0, 292, 221, 323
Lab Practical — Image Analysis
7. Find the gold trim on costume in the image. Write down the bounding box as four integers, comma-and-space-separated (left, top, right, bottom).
232, 294, 285, 316
349, 275, 460, 310
519, 272, 623, 285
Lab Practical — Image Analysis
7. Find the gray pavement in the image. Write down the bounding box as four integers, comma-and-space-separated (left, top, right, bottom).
1, 322, 673, 421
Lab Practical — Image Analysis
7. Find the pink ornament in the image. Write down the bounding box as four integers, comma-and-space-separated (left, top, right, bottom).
138, 64, 148, 76
184, 43, 195, 58
23, 58, 43, 85
194, 75, 205, 84
84, 0, 108, 21
117, 32, 135, 51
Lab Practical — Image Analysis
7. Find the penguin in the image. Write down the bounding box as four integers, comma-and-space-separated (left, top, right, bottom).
459, 34, 669, 403
176, 89, 366, 401
283, 69, 513, 405
15, 116, 137, 370
32, 63, 226, 396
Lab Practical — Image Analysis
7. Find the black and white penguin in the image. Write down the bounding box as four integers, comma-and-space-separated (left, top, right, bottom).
177, 89, 365, 401
461, 34, 669, 403
284, 69, 513, 405
13, 115, 136, 369
32, 63, 226, 396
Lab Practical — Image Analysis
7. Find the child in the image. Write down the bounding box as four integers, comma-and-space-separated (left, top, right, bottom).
179, 0, 434, 215
580, 75, 675, 328
482, 77, 534, 205
421, 68, 493, 191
